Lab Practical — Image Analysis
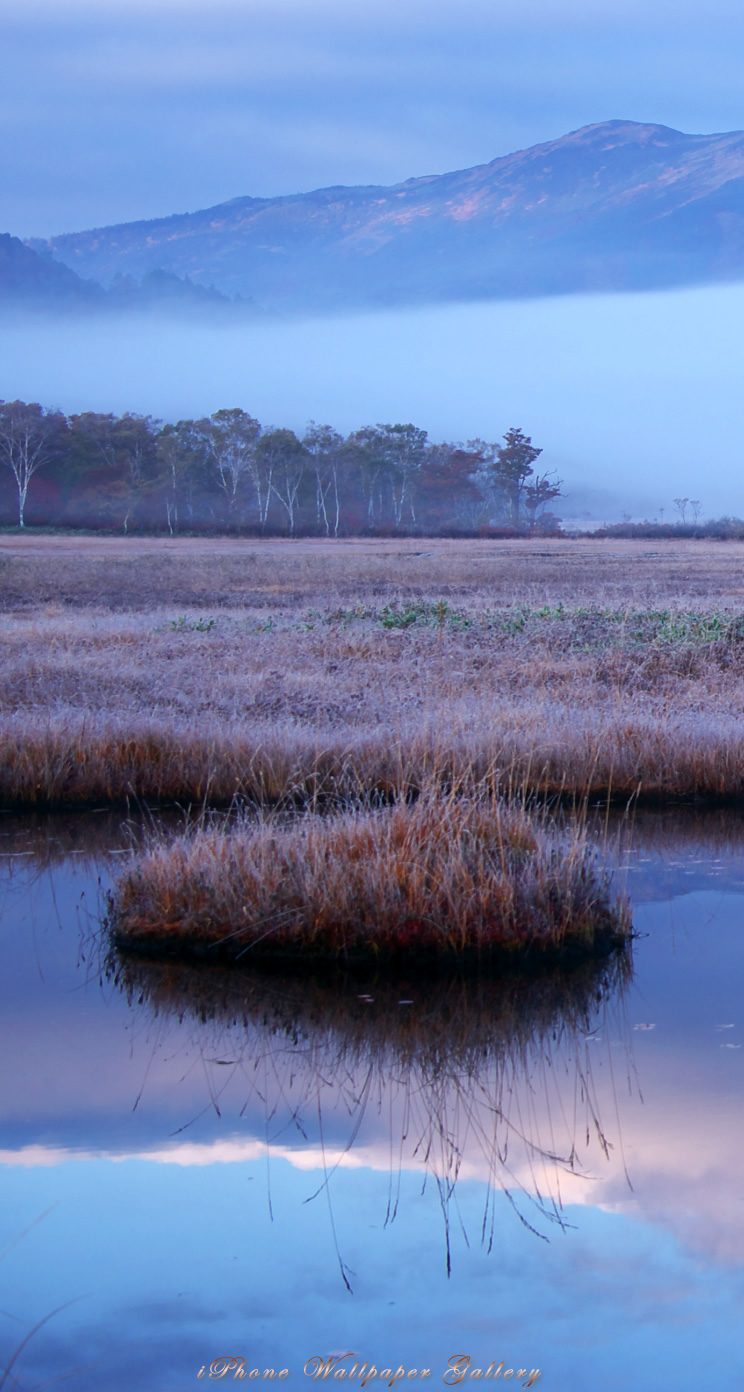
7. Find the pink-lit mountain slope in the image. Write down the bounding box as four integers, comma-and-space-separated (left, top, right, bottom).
30, 121, 744, 312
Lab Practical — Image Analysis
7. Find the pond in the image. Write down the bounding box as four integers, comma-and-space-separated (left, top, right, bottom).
1, 807, 744, 1391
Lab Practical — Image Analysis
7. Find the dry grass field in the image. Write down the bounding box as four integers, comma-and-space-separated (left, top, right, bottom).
2, 534, 744, 807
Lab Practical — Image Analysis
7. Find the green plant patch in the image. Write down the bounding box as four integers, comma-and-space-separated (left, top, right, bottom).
378, 599, 473, 630
168, 615, 217, 632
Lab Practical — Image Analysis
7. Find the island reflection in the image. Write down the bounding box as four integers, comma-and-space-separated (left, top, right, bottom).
108, 947, 634, 1269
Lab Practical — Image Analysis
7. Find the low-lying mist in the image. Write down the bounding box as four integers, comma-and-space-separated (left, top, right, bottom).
3, 282, 744, 521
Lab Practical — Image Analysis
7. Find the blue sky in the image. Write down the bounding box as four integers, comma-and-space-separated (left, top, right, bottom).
3, 0, 744, 237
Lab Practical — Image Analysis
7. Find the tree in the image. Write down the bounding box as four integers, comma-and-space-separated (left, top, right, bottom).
66, 411, 159, 531
0, 400, 66, 527
491, 427, 543, 526
379, 424, 428, 526
524, 472, 563, 530
468, 423, 543, 526
416, 444, 484, 529
303, 422, 345, 536
195, 408, 261, 522
262, 428, 307, 534
155, 420, 212, 532
347, 423, 428, 528
110, 413, 160, 532
346, 426, 388, 526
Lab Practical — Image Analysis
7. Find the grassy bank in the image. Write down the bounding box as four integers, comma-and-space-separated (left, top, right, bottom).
3, 535, 744, 807
4, 706, 744, 807
107, 793, 631, 969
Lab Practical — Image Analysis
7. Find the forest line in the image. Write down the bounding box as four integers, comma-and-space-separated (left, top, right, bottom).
0, 399, 562, 535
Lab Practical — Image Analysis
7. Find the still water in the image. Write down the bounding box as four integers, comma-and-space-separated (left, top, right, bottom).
1, 810, 744, 1391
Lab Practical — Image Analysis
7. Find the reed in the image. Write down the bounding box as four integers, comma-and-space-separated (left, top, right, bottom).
107, 791, 631, 969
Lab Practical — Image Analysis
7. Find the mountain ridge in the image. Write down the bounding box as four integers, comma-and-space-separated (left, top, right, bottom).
0, 233, 262, 318
27, 120, 744, 312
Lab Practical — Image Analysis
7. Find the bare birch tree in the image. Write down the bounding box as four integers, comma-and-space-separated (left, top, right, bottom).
347, 423, 427, 527
0, 400, 65, 528
262, 428, 307, 534
195, 408, 261, 521
303, 422, 345, 536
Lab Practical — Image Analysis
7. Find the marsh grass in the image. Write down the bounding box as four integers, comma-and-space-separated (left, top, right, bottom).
4, 536, 744, 808
5, 705, 744, 808
107, 790, 631, 968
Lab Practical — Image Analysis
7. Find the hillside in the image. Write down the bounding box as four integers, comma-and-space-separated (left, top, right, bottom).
1, 234, 260, 317
29, 121, 744, 312
0, 233, 103, 306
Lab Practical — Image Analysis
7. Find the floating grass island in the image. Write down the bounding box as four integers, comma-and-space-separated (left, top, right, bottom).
107, 794, 632, 972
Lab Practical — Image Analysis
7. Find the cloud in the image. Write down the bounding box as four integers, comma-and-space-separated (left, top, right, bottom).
6, 1035, 744, 1272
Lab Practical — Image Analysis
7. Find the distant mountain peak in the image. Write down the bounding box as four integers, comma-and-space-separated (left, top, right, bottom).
565, 118, 685, 136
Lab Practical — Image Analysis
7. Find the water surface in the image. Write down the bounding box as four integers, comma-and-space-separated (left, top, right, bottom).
1, 809, 744, 1390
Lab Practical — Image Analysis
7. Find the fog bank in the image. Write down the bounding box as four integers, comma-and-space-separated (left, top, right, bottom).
2, 284, 743, 521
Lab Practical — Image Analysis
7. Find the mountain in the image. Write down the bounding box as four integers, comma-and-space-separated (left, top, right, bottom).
0, 232, 104, 306
0, 233, 260, 317
26, 121, 744, 313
